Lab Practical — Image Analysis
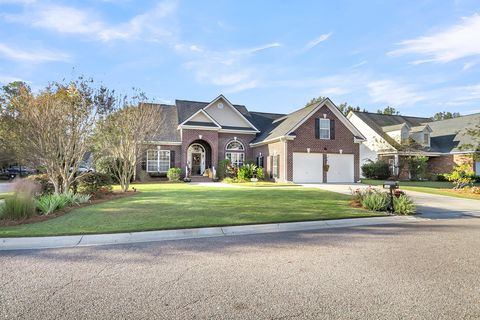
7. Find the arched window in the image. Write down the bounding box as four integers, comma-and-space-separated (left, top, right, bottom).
225, 140, 245, 167
226, 140, 244, 151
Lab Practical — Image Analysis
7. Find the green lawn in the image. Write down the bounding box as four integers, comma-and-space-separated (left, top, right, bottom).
227, 182, 300, 187
0, 192, 13, 200
0, 183, 381, 237
362, 179, 480, 200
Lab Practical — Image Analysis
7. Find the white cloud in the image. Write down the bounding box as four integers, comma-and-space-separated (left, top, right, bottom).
389, 14, 480, 64
0, 75, 25, 85
367, 80, 425, 107
305, 33, 332, 50
3, 0, 178, 42
178, 42, 281, 93
0, 43, 70, 62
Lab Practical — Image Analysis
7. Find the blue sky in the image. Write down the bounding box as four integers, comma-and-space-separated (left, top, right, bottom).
1, 0, 480, 116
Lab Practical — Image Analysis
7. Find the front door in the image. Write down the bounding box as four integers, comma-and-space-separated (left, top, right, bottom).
191, 153, 202, 175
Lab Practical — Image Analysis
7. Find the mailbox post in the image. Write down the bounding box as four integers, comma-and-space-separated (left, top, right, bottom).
383, 181, 399, 214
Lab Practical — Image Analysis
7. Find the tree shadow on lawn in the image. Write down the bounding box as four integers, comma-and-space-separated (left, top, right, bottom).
1, 218, 478, 265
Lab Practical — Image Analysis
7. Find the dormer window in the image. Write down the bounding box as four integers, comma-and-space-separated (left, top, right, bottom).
423, 133, 430, 145
401, 129, 409, 142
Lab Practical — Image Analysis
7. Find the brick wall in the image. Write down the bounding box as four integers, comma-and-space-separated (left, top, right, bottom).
218, 132, 256, 164
181, 129, 219, 174
428, 154, 474, 174
252, 140, 286, 182
286, 105, 360, 182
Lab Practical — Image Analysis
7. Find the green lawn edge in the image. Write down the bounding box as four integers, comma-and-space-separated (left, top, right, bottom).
0, 184, 382, 237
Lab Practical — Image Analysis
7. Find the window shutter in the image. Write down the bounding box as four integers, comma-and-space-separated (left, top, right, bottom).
141, 156, 146, 171
330, 119, 335, 140
170, 150, 175, 168
270, 156, 274, 178
276, 155, 280, 178
315, 118, 320, 139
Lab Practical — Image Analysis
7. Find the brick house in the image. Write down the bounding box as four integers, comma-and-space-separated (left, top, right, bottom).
347, 111, 480, 179
140, 95, 366, 183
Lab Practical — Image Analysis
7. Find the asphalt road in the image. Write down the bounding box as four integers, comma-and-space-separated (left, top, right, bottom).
1, 218, 480, 319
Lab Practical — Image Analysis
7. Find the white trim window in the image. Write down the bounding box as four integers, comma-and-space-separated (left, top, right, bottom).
146, 149, 170, 173
225, 140, 245, 167
423, 133, 430, 145
319, 118, 331, 139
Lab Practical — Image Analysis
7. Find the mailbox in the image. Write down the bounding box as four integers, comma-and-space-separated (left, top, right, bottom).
383, 180, 398, 190
383, 181, 399, 214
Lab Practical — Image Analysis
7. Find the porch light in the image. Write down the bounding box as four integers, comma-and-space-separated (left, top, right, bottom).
234, 137, 237, 141
339, 149, 343, 154
307, 148, 310, 153
199, 134, 202, 139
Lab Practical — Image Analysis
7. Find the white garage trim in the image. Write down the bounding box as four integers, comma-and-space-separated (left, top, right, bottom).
326, 153, 354, 183
293, 153, 323, 183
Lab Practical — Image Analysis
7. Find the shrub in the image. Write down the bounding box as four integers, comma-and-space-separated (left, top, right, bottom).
26, 174, 55, 195
393, 194, 416, 215
237, 163, 257, 180
36, 192, 92, 215
167, 168, 181, 182
361, 160, 390, 179
77, 172, 113, 195
217, 159, 230, 180
361, 190, 390, 211
0, 194, 37, 220
256, 167, 265, 180
436, 174, 448, 182
444, 164, 475, 189
407, 156, 428, 180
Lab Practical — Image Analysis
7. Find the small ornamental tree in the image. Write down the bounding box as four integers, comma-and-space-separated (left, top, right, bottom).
445, 164, 475, 189
94, 93, 161, 192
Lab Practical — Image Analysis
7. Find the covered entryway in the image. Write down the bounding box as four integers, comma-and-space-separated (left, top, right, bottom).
293, 153, 323, 183
187, 140, 212, 176
326, 153, 354, 183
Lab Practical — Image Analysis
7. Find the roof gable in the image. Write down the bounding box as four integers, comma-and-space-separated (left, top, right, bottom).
203, 95, 259, 131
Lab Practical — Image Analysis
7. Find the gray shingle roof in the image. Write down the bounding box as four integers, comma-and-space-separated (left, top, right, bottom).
143, 103, 181, 142
428, 113, 480, 153
251, 102, 321, 143
353, 111, 480, 153
352, 111, 431, 150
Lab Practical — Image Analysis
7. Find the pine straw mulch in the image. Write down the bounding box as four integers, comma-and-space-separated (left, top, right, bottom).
0, 191, 138, 227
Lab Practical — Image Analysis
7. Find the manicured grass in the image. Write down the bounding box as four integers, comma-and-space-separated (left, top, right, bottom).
227, 182, 300, 187
0, 183, 381, 237
362, 179, 480, 200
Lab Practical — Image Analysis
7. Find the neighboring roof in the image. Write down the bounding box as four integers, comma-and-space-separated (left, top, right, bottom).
428, 113, 480, 153
351, 111, 431, 149
352, 111, 480, 154
143, 103, 181, 142
382, 123, 408, 132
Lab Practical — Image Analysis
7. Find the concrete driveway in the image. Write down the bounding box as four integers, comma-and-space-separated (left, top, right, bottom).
304, 183, 480, 219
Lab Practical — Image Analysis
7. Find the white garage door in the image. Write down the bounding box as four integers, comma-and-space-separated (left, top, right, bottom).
293, 153, 323, 183
327, 154, 354, 183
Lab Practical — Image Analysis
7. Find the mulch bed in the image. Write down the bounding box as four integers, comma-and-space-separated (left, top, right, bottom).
0, 191, 138, 227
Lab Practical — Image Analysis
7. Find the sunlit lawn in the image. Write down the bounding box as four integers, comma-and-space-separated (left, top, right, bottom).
0, 183, 381, 237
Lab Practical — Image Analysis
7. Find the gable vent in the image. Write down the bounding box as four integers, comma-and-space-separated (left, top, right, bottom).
218, 103, 224, 109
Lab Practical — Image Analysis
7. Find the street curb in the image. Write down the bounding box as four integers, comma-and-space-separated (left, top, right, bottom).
0, 216, 424, 251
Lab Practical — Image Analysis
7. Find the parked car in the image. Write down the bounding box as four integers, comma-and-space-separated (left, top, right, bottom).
4, 166, 37, 179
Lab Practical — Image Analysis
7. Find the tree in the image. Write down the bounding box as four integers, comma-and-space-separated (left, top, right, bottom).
305, 96, 365, 116
432, 111, 460, 121
4, 78, 114, 193
377, 106, 400, 115
0, 81, 31, 166
94, 94, 161, 192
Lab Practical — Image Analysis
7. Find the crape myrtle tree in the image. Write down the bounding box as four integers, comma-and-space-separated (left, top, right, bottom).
94, 92, 161, 192
3, 77, 115, 193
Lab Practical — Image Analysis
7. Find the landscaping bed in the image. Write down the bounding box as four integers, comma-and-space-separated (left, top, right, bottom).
0, 183, 382, 237
0, 192, 136, 227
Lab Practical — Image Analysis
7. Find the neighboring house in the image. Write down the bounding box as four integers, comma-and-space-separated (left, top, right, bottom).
347, 111, 480, 179
141, 95, 365, 183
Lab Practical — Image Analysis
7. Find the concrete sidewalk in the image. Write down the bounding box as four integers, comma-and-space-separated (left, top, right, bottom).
0, 215, 422, 251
